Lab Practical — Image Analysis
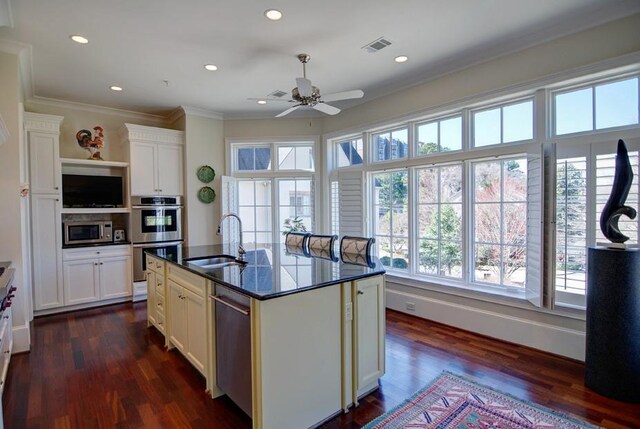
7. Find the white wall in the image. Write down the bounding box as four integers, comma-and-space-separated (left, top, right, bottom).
0, 51, 29, 352
180, 112, 224, 246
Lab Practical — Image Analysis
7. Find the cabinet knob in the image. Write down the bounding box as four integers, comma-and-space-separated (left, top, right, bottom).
55, 187, 59, 190
357, 290, 364, 295
94, 263, 98, 266
97, 251, 100, 254
56, 198, 60, 202
100, 262, 103, 265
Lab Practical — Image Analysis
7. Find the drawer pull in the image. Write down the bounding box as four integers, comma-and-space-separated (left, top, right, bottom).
357, 290, 364, 295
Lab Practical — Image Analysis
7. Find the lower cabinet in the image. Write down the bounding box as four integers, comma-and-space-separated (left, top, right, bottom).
166, 265, 207, 375
62, 245, 132, 307
145, 255, 166, 335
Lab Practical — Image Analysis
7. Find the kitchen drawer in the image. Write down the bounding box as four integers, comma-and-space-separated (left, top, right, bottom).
155, 274, 165, 293
155, 292, 165, 316
0, 309, 12, 396
64, 245, 131, 261
167, 264, 205, 296
146, 255, 164, 273
156, 313, 166, 334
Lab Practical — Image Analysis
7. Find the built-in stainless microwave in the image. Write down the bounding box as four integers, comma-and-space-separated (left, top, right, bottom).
63, 221, 113, 246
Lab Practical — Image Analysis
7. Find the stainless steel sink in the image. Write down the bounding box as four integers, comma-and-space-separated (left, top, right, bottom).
185, 255, 246, 270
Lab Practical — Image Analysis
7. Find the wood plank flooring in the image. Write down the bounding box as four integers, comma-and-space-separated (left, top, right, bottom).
4, 303, 639, 428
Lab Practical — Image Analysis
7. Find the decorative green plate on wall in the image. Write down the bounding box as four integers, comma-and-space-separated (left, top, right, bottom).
197, 165, 215, 183
198, 186, 216, 204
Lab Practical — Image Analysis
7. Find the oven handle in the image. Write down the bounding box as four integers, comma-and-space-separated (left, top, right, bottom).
132, 205, 183, 209
133, 241, 184, 248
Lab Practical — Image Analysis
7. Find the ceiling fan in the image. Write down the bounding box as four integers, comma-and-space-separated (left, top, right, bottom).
258, 54, 364, 118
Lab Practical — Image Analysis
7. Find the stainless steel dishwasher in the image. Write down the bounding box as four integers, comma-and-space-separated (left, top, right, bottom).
210, 283, 252, 417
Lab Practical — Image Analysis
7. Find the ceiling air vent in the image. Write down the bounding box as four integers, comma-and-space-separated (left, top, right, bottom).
362, 37, 392, 53
269, 90, 288, 98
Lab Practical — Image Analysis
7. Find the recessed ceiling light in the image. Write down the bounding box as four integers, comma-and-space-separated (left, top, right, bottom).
264, 9, 283, 20
70, 35, 89, 44
204, 64, 218, 71
110, 85, 123, 92
395, 55, 409, 63
257, 100, 267, 105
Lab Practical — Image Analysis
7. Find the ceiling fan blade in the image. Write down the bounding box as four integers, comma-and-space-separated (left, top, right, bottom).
321, 89, 364, 103
276, 104, 302, 118
313, 103, 341, 115
296, 77, 313, 97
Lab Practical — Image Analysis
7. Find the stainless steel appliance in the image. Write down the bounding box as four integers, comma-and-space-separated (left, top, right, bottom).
131, 196, 183, 282
131, 196, 183, 243
132, 240, 182, 282
63, 220, 113, 246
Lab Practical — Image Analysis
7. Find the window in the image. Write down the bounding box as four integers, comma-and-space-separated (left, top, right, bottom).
237, 146, 272, 171
417, 164, 463, 278
473, 100, 533, 147
279, 179, 313, 239
336, 138, 364, 167
372, 171, 408, 270
330, 181, 339, 236
373, 128, 408, 162
278, 145, 314, 171
238, 179, 273, 245
416, 116, 462, 155
472, 158, 527, 287
554, 76, 640, 135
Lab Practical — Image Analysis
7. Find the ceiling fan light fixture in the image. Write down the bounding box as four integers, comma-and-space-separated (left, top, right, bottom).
109, 85, 123, 92
395, 55, 409, 63
257, 100, 267, 105
204, 64, 218, 71
264, 9, 283, 21
70, 35, 89, 44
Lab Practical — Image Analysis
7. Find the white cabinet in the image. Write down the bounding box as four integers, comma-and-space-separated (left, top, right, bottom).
26, 113, 64, 312
353, 275, 385, 395
146, 269, 157, 326
123, 124, 184, 196
62, 246, 132, 306
166, 264, 207, 374
146, 254, 167, 335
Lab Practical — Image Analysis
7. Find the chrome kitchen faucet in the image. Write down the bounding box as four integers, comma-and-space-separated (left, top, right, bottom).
217, 212, 246, 259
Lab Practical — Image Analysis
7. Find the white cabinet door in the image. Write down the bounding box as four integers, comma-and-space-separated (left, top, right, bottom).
184, 287, 206, 373
63, 259, 99, 305
146, 270, 157, 326
168, 280, 186, 352
100, 256, 132, 299
31, 194, 63, 310
157, 144, 183, 196
28, 132, 61, 194
130, 142, 157, 196
355, 276, 385, 393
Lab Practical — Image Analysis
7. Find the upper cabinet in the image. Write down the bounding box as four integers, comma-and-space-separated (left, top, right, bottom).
122, 124, 184, 196
24, 113, 64, 194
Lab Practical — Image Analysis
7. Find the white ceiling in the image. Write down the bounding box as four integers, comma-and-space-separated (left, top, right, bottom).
1, 0, 639, 119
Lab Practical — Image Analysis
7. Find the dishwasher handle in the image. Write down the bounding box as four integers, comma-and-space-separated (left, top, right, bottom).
210, 295, 250, 316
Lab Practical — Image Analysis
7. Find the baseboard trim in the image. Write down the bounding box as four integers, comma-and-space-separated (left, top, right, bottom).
34, 296, 132, 317
12, 322, 31, 353
386, 289, 586, 361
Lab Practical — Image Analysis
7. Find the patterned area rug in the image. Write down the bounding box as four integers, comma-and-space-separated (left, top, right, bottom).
364, 372, 600, 429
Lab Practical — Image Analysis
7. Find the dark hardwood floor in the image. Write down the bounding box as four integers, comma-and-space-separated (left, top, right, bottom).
4, 303, 639, 428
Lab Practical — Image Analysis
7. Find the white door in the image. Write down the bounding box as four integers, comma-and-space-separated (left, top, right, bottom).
31, 194, 64, 310
168, 280, 186, 352
29, 132, 61, 194
130, 142, 157, 195
157, 144, 183, 196
100, 256, 132, 299
63, 259, 99, 305
355, 276, 385, 392
184, 287, 206, 374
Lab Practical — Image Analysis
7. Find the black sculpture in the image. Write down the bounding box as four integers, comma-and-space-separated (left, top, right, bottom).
599, 139, 637, 243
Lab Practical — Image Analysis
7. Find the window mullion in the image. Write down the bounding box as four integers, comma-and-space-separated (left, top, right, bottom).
408, 167, 417, 275
465, 160, 473, 283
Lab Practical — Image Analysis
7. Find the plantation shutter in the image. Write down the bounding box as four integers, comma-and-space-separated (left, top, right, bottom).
525, 147, 543, 307
220, 176, 238, 246
338, 171, 365, 237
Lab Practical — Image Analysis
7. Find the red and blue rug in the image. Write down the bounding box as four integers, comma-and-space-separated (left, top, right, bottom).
364, 372, 600, 429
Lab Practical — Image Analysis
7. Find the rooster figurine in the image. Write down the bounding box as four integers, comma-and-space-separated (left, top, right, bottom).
76, 126, 105, 160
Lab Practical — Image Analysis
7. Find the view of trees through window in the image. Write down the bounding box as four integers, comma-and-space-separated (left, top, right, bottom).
373, 171, 408, 269
473, 159, 527, 287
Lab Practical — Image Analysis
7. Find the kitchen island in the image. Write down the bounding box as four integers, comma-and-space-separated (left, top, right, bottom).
145, 243, 385, 429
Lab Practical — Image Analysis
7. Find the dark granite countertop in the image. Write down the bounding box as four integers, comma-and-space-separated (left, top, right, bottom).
145, 243, 385, 300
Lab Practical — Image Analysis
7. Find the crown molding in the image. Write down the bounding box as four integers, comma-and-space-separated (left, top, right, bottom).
122, 123, 184, 145
23, 112, 64, 133
180, 105, 224, 120
0, 113, 9, 145
27, 96, 167, 124
0, 0, 13, 28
